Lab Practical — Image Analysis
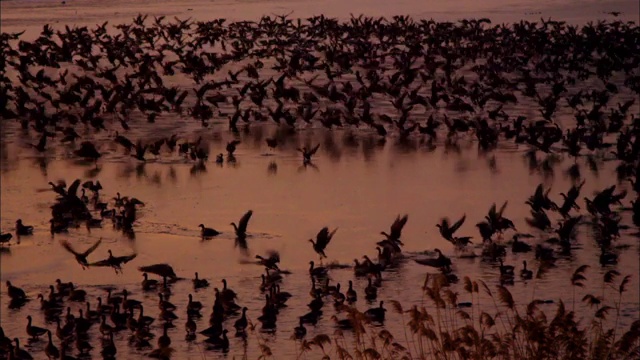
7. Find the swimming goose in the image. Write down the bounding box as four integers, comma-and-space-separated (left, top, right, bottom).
158, 294, 176, 312
142, 273, 159, 291
346, 280, 357, 303
220, 279, 238, 303
364, 301, 386, 322
293, 318, 307, 339
199, 224, 221, 237
364, 278, 378, 301
511, 234, 532, 253
308, 261, 328, 277
6, 281, 26, 301
187, 294, 203, 312
193, 272, 209, 289
499, 259, 515, 276
520, 261, 533, 279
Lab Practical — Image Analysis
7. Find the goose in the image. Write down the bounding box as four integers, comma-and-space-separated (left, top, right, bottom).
364, 277, 378, 300
499, 259, 515, 276
297, 144, 320, 163
193, 272, 209, 289
346, 280, 357, 303
137, 305, 154, 327
199, 224, 221, 237
256, 250, 280, 270
122, 289, 141, 310
293, 318, 307, 339
26, 315, 48, 339
436, 215, 466, 241
99, 315, 114, 337
44, 330, 60, 360
512, 234, 532, 253
265, 137, 278, 150
207, 329, 229, 351
187, 294, 203, 312
142, 273, 159, 291
13, 338, 33, 360
0, 232, 13, 246
231, 210, 253, 239
414, 249, 451, 270
331, 315, 353, 330
76, 333, 93, 354
15, 219, 34, 236
380, 214, 408, 243
364, 301, 386, 322
300, 310, 321, 325
309, 227, 338, 259
6, 281, 26, 301
309, 261, 328, 277
226, 140, 241, 155
55, 319, 73, 341
157, 323, 171, 349
520, 261, 533, 279
186, 316, 197, 335
234, 307, 248, 333
101, 332, 117, 358
157, 293, 176, 312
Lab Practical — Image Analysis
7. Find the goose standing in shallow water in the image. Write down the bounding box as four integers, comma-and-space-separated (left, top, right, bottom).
15, 219, 34, 236
26, 315, 48, 339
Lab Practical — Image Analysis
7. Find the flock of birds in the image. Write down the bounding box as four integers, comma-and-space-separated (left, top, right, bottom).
0, 14, 638, 166
0, 11, 639, 360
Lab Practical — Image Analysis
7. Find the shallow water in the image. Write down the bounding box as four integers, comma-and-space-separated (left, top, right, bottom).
1, 0, 639, 359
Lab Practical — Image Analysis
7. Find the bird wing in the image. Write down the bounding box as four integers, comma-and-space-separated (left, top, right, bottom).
390, 214, 408, 238
316, 227, 330, 247
67, 179, 82, 198
328, 228, 338, 243
450, 214, 466, 233
498, 201, 508, 217
115, 253, 137, 264
238, 210, 253, 233
309, 144, 320, 155
88, 258, 113, 267
80, 238, 103, 257
60, 240, 81, 256
266, 250, 280, 263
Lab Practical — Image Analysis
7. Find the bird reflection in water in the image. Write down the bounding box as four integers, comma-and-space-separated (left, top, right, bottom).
267, 161, 278, 175
190, 161, 207, 176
